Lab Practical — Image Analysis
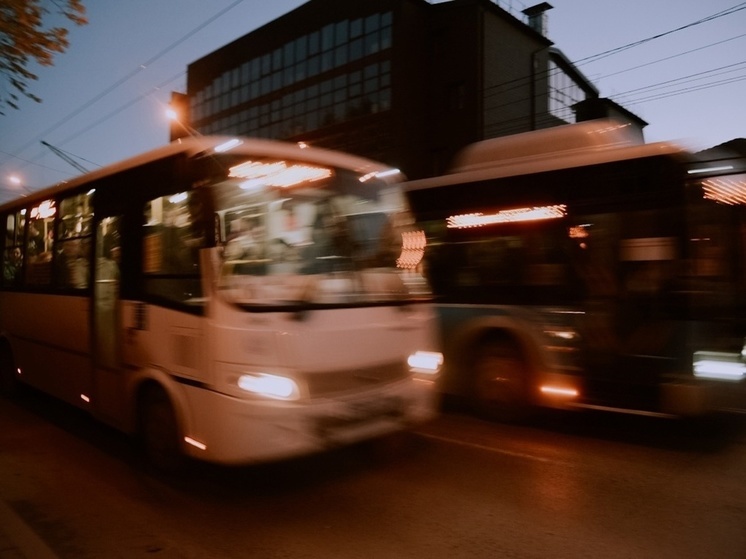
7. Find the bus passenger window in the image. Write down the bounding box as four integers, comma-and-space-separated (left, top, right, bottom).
54, 193, 93, 290
3, 246, 23, 286
3, 213, 24, 287
25, 200, 56, 286
55, 239, 91, 289
58, 194, 92, 239
143, 193, 204, 306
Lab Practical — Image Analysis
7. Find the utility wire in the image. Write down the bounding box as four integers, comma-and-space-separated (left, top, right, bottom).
598, 32, 746, 80
482, 3, 746, 99
0, 0, 248, 167
573, 2, 746, 66
615, 60, 746, 99
56, 71, 186, 146
5, 0, 746, 183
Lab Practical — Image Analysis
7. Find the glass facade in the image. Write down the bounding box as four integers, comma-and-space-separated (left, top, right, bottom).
191, 12, 393, 139
548, 60, 587, 123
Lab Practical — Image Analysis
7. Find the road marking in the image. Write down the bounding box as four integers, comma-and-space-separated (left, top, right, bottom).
0, 498, 60, 559
418, 431, 564, 465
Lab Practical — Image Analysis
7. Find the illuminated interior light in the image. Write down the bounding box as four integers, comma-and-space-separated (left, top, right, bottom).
358, 168, 400, 183
87, 188, 95, 195
214, 138, 243, 152
229, 160, 332, 188
375, 168, 401, 179
238, 373, 300, 400
447, 205, 566, 229
701, 176, 746, 205
80, 394, 90, 403
688, 165, 734, 174
30, 200, 56, 219
407, 351, 443, 374
544, 329, 578, 341
397, 230, 426, 269
184, 436, 207, 451
169, 192, 188, 204
540, 385, 579, 398
568, 225, 590, 239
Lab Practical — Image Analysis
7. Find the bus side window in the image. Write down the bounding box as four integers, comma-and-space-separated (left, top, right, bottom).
3, 213, 24, 287
25, 201, 56, 287
143, 193, 204, 306
54, 193, 93, 290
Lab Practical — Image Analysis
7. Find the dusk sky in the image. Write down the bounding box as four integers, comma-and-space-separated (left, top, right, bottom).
1, 0, 744, 202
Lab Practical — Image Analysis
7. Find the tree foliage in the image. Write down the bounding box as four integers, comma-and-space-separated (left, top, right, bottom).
0, 0, 87, 114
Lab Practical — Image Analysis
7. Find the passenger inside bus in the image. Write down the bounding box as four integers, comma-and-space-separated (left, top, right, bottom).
3, 247, 22, 284
224, 216, 266, 261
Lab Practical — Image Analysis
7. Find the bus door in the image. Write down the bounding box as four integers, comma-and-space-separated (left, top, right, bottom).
92, 216, 125, 424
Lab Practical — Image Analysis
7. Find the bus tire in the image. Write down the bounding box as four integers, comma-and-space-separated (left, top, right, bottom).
0, 341, 17, 398
470, 335, 530, 422
138, 385, 185, 473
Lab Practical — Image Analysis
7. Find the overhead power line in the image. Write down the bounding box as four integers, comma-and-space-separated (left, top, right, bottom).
40, 141, 96, 174
573, 2, 746, 66
484, 2, 746, 100
599, 32, 746, 81
4, 0, 746, 186
0, 0, 249, 169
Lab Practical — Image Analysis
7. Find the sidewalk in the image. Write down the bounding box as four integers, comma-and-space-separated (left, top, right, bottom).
0, 499, 59, 559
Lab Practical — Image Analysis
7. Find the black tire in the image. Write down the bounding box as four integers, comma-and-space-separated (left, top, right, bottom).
0, 342, 17, 399
139, 386, 185, 473
470, 336, 531, 422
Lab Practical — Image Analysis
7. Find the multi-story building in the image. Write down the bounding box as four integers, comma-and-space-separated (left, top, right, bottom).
180, 0, 645, 179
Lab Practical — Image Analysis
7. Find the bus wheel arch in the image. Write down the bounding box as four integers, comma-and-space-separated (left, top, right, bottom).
466, 328, 534, 422
136, 381, 186, 473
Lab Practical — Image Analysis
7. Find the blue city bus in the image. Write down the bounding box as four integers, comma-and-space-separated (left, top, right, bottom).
405, 120, 746, 420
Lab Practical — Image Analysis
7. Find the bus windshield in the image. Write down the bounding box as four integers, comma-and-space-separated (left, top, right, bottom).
207, 154, 430, 309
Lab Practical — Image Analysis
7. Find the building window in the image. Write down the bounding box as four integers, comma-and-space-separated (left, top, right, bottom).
548, 61, 586, 123
190, 11, 394, 132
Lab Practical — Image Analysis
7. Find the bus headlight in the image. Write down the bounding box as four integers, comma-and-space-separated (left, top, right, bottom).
407, 351, 443, 375
693, 351, 746, 382
237, 373, 300, 400
544, 327, 580, 342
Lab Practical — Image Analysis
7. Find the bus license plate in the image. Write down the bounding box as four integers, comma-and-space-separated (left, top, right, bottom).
315, 396, 403, 438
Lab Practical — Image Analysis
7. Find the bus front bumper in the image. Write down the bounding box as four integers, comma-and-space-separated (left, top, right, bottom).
179, 378, 437, 465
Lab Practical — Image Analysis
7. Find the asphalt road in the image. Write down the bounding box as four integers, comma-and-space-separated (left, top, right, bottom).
1, 387, 745, 559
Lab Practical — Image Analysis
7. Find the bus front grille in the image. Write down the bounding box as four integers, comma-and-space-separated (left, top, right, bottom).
304, 362, 409, 398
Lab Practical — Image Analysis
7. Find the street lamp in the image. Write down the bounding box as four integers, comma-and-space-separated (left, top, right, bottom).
4, 175, 30, 197
166, 102, 200, 142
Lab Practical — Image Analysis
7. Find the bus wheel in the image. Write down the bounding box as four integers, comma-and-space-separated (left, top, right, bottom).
139, 386, 184, 473
0, 343, 17, 398
470, 337, 530, 422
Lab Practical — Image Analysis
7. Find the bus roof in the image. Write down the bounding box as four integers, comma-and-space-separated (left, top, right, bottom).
405, 120, 687, 193
0, 136, 400, 212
